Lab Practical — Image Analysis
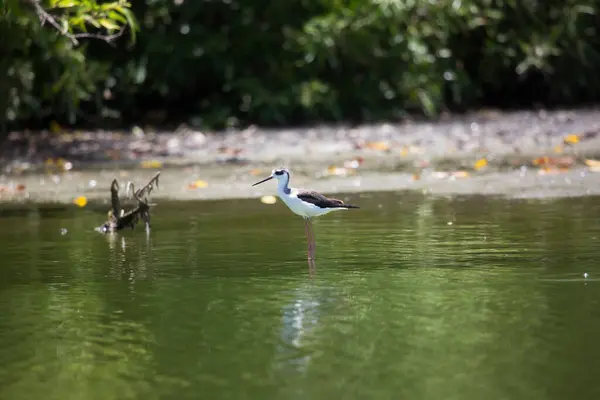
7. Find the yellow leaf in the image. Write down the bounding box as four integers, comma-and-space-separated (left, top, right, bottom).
73, 196, 88, 207
326, 166, 352, 176
365, 141, 390, 151
260, 195, 277, 204
553, 145, 564, 153
187, 180, 208, 189
474, 158, 488, 170
585, 159, 600, 167
563, 134, 580, 145
400, 145, 409, 156
141, 160, 162, 169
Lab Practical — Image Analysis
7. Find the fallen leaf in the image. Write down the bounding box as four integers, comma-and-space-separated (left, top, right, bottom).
563, 134, 580, 145
260, 195, 277, 204
365, 141, 390, 151
187, 180, 208, 189
326, 166, 356, 177
16, 184, 25, 191
400, 146, 409, 157
141, 160, 163, 169
474, 158, 488, 170
532, 156, 574, 168
585, 159, 600, 167
412, 173, 421, 181
73, 196, 88, 207
553, 145, 564, 154
250, 169, 263, 176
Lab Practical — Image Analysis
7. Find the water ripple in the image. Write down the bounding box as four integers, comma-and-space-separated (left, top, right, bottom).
1, 194, 600, 399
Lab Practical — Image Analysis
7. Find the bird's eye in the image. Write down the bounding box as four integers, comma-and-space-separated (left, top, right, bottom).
274, 170, 283, 176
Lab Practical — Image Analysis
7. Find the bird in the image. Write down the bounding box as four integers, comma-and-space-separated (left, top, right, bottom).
252, 168, 359, 259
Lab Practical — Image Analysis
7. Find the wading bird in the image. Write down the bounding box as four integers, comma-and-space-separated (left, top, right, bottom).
252, 168, 359, 259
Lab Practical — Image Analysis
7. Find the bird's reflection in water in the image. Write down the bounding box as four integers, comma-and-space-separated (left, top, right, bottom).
276, 260, 321, 381
278, 291, 320, 374
308, 258, 316, 278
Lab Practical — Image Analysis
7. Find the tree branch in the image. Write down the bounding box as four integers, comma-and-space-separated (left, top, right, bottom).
26, 0, 128, 46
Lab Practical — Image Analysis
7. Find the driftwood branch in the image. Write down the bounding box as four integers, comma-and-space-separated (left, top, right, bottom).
27, 0, 127, 46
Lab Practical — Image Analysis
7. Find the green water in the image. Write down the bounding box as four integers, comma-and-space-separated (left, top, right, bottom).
1, 192, 600, 400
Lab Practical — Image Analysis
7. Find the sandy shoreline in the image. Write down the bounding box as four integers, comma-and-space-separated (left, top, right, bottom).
2, 108, 600, 205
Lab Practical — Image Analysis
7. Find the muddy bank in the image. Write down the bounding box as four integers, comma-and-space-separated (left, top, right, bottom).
2, 108, 600, 204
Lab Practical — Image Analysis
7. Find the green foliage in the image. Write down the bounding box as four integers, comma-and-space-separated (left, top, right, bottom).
1, 0, 600, 130
0, 0, 136, 126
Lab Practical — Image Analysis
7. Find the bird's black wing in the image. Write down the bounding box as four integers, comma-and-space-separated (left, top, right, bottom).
297, 190, 358, 209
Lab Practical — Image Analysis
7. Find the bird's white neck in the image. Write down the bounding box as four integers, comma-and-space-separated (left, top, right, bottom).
276, 173, 291, 195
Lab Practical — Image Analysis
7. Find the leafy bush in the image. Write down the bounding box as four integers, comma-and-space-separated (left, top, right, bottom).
0, 0, 136, 128
1, 0, 600, 131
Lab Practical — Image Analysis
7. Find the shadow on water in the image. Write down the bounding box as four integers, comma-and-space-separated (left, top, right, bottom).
1, 192, 600, 399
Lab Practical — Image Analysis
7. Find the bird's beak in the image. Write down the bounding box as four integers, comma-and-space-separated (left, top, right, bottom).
252, 175, 273, 186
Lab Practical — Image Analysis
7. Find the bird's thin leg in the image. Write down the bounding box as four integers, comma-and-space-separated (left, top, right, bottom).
304, 218, 311, 259
308, 218, 316, 260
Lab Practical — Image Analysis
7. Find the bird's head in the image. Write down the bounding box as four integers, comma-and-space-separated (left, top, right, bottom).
252, 168, 290, 186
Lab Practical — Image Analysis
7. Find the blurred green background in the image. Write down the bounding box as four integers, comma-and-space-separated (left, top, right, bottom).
2, 0, 600, 131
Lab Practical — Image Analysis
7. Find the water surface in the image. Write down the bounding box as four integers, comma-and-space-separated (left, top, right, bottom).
1, 192, 600, 400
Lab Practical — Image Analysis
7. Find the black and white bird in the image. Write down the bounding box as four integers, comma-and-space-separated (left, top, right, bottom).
252, 168, 359, 259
